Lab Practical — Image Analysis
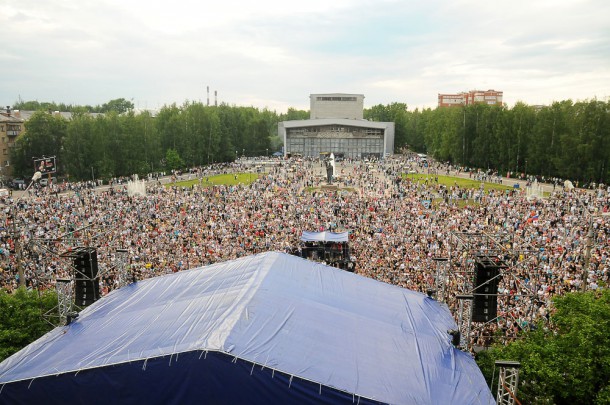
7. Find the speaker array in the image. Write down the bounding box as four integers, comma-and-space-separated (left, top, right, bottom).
472, 257, 503, 322
73, 249, 100, 307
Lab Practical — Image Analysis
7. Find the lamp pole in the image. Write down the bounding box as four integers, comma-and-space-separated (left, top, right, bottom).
583, 215, 594, 292
462, 107, 466, 164
11, 207, 25, 288
13, 171, 42, 288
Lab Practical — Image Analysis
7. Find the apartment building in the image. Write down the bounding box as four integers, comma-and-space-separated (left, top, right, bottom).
438, 90, 503, 107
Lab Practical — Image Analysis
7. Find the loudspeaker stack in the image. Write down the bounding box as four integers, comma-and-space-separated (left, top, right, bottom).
74, 248, 100, 307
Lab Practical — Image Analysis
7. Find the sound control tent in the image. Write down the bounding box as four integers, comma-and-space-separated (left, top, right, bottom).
0, 252, 494, 404
300, 230, 349, 243
299, 231, 354, 270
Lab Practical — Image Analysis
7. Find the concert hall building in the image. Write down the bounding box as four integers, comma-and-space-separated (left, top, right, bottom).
278, 94, 394, 159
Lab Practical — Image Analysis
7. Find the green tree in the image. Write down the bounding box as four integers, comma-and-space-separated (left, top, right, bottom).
165, 149, 184, 171
249, 117, 273, 156
99, 98, 134, 114
476, 290, 610, 404
404, 108, 427, 153
156, 104, 183, 153
10, 111, 67, 179
365, 103, 410, 152
280, 107, 309, 121
62, 112, 95, 180
0, 288, 56, 362
10, 97, 610, 183
218, 104, 249, 158
12, 100, 95, 113
423, 107, 461, 162
135, 111, 162, 173
529, 101, 570, 178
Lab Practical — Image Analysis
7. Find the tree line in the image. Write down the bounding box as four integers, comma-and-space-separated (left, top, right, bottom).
10, 98, 610, 183
10, 102, 300, 180
12, 98, 136, 114
365, 99, 610, 184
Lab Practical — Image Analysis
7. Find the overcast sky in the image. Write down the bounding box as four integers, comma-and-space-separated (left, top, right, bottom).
2, 0, 609, 112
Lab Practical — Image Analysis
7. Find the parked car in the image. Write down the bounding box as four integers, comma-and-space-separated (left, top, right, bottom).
39, 177, 58, 187
11, 179, 25, 190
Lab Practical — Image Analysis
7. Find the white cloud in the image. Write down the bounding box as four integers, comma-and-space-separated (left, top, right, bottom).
1, 0, 609, 111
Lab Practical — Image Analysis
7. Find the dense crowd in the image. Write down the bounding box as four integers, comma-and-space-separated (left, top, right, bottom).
0, 156, 608, 347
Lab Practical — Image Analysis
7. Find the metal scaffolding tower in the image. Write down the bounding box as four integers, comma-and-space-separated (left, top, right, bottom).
432, 257, 450, 302
55, 278, 73, 325
115, 248, 131, 288
447, 231, 541, 347
26, 220, 133, 325
495, 360, 521, 405
456, 294, 473, 350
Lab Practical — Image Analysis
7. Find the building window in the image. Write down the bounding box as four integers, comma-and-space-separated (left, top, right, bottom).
316, 96, 357, 102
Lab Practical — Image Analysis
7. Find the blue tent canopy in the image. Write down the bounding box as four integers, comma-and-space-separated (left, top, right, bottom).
0, 252, 494, 404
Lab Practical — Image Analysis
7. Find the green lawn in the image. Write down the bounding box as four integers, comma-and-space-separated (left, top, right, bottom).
403, 173, 513, 192
168, 172, 260, 188
168, 172, 512, 199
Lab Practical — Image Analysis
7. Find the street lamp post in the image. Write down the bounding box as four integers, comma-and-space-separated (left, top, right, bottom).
462, 108, 466, 164
11, 208, 25, 288
583, 218, 594, 292
12, 171, 42, 287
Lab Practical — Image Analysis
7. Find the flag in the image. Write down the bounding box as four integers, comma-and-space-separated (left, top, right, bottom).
527, 211, 539, 222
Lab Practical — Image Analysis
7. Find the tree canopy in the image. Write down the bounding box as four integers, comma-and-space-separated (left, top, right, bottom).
364, 99, 610, 183
9, 97, 610, 183
12, 97, 134, 114
98, 98, 134, 114
10, 101, 277, 180
0, 287, 56, 362
476, 290, 610, 404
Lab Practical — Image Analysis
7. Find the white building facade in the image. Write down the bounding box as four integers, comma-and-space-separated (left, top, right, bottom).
279, 94, 394, 159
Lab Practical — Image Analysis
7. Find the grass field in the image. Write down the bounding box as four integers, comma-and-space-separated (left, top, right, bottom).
167, 172, 514, 207
168, 173, 260, 188
404, 173, 513, 192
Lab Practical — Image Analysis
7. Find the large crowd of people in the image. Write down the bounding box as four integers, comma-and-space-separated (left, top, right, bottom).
0, 156, 608, 348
